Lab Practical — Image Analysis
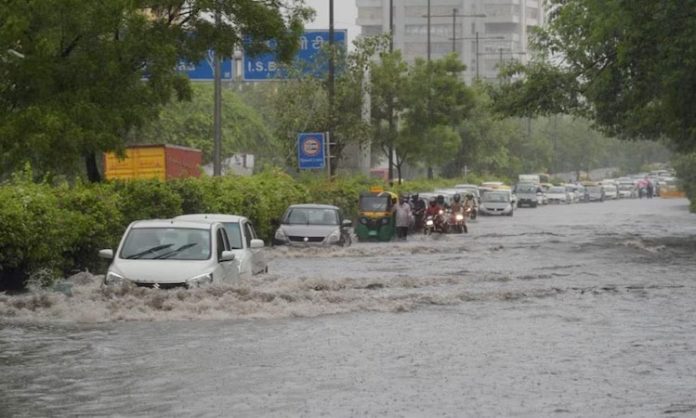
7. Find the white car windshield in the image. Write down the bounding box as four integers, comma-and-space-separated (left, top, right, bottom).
285, 208, 339, 225
120, 228, 211, 260
549, 187, 566, 193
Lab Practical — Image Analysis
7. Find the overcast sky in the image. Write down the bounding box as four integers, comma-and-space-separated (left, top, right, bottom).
303, 0, 361, 46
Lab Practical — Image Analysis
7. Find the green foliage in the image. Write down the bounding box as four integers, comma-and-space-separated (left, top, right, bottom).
133, 84, 277, 164
109, 180, 184, 224
0, 0, 312, 180
491, 0, 696, 153
672, 153, 696, 212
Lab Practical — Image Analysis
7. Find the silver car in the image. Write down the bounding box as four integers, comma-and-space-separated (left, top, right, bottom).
174, 214, 267, 279
99, 219, 240, 288
479, 190, 515, 216
273, 204, 352, 247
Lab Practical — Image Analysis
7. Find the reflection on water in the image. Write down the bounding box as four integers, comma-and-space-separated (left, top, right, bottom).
1, 199, 696, 417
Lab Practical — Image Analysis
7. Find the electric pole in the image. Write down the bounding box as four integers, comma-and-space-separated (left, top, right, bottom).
213, 3, 222, 176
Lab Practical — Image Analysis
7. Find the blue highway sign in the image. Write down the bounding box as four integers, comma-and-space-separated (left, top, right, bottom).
176, 50, 233, 80
244, 30, 347, 80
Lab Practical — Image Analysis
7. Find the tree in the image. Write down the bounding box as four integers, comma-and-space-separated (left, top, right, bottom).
397, 54, 475, 180
269, 35, 387, 174
491, 0, 696, 152
0, 0, 311, 181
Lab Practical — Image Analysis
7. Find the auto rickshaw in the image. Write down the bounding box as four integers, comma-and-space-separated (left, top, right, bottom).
354, 187, 397, 242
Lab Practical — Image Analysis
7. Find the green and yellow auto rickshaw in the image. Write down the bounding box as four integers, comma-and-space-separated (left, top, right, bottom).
354, 188, 397, 242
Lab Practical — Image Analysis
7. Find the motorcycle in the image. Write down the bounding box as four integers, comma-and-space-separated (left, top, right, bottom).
447, 210, 468, 234
465, 205, 477, 220
424, 210, 448, 235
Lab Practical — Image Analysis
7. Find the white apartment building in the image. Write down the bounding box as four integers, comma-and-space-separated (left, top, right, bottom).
356, 0, 544, 82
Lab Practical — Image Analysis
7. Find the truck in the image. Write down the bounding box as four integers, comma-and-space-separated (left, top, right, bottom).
103, 144, 202, 181
518, 174, 541, 185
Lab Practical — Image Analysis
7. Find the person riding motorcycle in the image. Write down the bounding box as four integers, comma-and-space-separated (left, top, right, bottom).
463, 193, 477, 214
450, 193, 464, 214
425, 197, 446, 232
448, 193, 468, 233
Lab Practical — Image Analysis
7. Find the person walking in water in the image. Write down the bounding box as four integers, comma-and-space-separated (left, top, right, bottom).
393, 195, 412, 241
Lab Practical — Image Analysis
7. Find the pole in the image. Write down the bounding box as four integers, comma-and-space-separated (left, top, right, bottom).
388, 0, 394, 184
426, 0, 433, 179
499, 48, 503, 66
475, 31, 480, 79
326, 132, 331, 178
328, 0, 335, 176
452, 8, 457, 53
213, 4, 222, 176
427, 0, 431, 62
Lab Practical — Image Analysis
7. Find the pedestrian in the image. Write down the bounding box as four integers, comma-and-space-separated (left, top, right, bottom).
393, 195, 412, 241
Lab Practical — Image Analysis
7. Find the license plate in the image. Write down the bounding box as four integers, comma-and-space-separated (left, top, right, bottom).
368, 230, 377, 236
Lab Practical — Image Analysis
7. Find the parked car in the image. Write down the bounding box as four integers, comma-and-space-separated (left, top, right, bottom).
273, 204, 352, 247
99, 219, 240, 289
586, 185, 605, 202
546, 186, 571, 204
601, 183, 619, 200
174, 214, 267, 279
479, 190, 515, 216
618, 181, 638, 198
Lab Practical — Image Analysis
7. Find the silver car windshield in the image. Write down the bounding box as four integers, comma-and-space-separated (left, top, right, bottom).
549, 187, 565, 193
120, 228, 211, 260
285, 208, 339, 225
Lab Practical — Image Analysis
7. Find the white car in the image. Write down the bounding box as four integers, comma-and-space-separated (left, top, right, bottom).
175, 214, 267, 279
99, 219, 240, 288
547, 186, 570, 204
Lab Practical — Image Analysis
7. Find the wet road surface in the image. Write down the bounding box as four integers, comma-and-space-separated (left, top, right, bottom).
1, 198, 696, 417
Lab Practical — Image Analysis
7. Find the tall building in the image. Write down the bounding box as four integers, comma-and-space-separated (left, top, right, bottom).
356, 0, 543, 82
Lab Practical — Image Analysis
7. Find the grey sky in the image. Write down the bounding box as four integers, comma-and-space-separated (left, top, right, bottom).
303, 0, 361, 46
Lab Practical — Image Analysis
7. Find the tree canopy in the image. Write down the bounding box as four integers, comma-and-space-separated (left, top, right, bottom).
491, 0, 696, 152
0, 0, 311, 180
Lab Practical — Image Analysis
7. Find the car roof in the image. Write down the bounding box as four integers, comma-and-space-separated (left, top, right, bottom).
287, 204, 340, 210
174, 213, 247, 223
130, 219, 215, 230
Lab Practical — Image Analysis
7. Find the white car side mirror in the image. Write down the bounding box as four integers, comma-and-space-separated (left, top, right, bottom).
250, 239, 265, 249
99, 249, 114, 259
220, 251, 236, 262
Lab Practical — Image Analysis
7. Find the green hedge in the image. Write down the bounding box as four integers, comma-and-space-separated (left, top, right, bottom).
672, 153, 696, 212
0, 169, 488, 290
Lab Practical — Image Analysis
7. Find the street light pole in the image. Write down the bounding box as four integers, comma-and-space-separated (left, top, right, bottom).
388, 0, 394, 184
328, 0, 335, 176
213, 3, 222, 176
452, 8, 457, 53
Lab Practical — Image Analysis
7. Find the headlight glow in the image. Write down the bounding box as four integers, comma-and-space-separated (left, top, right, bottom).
426, 220, 434, 226
455, 214, 464, 221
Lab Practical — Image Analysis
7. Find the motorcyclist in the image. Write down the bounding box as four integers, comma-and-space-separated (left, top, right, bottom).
449, 194, 468, 233
450, 193, 464, 214
425, 197, 446, 231
463, 193, 476, 212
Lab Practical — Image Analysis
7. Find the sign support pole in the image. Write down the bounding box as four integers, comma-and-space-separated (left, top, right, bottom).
326, 131, 332, 178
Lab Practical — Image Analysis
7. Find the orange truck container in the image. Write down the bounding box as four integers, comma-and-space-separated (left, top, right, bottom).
103, 144, 202, 181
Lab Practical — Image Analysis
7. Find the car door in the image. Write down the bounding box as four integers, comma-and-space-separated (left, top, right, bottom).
215, 226, 238, 282
244, 221, 266, 274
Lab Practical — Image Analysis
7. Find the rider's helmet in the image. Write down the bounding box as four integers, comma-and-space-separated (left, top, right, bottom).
466, 193, 474, 199
411, 193, 419, 202
453, 193, 461, 202
436, 195, 445, 205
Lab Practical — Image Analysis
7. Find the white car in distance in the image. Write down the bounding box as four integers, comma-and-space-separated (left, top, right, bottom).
174, 214, 267, 279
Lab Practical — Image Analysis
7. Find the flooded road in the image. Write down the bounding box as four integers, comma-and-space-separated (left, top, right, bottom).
2, 198, 696, 417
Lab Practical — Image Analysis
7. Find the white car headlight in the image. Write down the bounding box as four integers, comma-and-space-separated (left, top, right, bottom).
104, 271, 125, 286
186, 272, 213, 288
327, 230, 340, 243
274, 228, 287, 241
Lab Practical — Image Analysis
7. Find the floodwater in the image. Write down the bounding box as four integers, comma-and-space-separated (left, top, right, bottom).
1, 198, 696, 417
